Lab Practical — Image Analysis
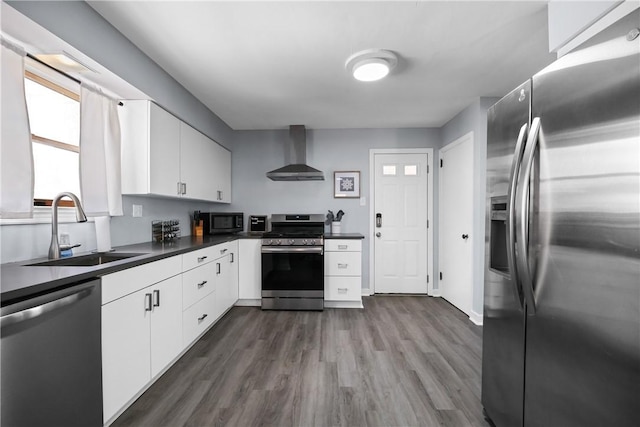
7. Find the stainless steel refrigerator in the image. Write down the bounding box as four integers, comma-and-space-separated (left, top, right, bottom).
482, 10, 640, 427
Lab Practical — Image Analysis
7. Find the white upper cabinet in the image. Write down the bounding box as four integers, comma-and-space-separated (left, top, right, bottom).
119, 100, 231, 203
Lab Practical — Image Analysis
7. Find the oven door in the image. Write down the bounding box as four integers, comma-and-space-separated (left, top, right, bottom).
261, 246, 324, 310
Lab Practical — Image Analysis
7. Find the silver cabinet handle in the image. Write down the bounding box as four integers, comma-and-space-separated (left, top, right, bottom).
515, 117, 540, 315
1, 287, 91, 328
197, 256, 208, 262
197, 280, 207, 288
145, 293, 153, 311
198, 313, 208, 322
153, 289, 160, 307
216, 262, 221, 275
507, 123, 528, 310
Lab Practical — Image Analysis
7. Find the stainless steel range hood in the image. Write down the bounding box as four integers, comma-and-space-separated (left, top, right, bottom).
266, 125, 324, 181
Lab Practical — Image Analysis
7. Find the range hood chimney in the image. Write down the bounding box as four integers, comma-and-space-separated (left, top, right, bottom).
266, 125, 324, 181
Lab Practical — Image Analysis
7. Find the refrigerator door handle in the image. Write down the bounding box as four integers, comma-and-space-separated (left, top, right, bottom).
515, 116, 540, 315
506, 122, 529, 309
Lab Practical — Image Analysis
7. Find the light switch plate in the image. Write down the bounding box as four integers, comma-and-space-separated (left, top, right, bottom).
132, 204, 143, 217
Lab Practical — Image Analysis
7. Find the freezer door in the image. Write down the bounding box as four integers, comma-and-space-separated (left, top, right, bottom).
524, 11, 640, 427
482, 80, 530, 427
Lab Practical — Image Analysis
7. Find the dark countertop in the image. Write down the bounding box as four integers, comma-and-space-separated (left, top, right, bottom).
0, 231, 360, 305
324, 233, 365, 239
0, 234, 246, 305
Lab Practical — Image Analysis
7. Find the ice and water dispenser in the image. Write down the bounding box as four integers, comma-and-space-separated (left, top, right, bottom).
489, 195, 509, 276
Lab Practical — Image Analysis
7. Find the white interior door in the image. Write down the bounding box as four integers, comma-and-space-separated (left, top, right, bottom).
374, 153, 429, 294
439, 132, 473, 315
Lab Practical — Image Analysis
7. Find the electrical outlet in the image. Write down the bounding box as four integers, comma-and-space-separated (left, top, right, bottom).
132, 204, 143, 217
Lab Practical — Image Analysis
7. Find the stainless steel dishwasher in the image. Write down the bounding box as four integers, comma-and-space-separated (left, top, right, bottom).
1, 278, 102, 426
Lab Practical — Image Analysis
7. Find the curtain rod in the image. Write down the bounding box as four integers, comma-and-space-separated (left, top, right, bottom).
26, 53, 123, 106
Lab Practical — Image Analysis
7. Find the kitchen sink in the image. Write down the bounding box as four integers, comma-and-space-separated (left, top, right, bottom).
27, 252, 147, 267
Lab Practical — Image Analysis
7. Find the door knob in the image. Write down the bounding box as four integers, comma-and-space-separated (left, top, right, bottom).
376, 232, 381, 237
462, 234, 469, 239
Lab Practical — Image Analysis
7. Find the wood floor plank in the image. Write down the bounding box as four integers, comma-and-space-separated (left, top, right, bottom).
111, 296, 489, 427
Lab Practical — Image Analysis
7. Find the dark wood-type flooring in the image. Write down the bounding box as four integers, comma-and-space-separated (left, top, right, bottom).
112, 296, 487, 427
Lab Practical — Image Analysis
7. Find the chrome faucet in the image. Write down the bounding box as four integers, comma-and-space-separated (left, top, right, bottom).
48, 192, 88, 259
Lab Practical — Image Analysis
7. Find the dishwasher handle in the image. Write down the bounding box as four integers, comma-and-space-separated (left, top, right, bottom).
1, 287, 92, 328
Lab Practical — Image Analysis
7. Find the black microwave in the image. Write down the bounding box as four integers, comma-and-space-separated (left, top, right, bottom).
202, 212, 243, 234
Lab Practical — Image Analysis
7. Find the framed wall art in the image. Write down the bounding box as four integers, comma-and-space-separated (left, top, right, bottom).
334, 171, 360, 198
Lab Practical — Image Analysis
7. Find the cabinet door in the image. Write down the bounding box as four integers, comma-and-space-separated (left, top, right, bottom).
180, 122, 217, 201
212, 142, 232, 203
238, 239, 260, 300
150, 275, 183, 378
102, 288, 151, 422
149, 103, 181, 197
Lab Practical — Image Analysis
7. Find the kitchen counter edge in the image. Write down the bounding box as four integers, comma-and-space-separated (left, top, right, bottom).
1, 234, 259, 305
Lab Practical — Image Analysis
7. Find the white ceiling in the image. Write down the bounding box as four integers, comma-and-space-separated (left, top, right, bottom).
87, 1, 556, 131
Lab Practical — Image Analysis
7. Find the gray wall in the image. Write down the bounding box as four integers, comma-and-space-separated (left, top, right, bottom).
231, 128, 441, 291
440, 97, 499, 318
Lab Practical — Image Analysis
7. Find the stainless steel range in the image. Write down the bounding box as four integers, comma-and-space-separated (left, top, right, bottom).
261, 214, 324, 310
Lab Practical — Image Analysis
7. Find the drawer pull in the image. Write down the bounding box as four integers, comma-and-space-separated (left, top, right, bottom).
197, 314, 208, 322
197, 280, 208, 288
338, 263, 348, 269
338, 245, 348, 250
338, 288, 349, 293
197, 256, 208, 262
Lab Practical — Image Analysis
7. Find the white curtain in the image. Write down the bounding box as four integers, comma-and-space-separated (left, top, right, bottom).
79, 83, 123, 217
1, 37, 34, 219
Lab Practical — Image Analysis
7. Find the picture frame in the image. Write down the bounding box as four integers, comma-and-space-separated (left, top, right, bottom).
334, 171, 360, 198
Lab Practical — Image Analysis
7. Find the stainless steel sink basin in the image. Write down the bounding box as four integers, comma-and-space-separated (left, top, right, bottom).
27, 252, 147, 267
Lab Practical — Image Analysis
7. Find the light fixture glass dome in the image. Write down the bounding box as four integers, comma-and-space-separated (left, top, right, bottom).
352, 59, 391, 82
346, 49, 398, 83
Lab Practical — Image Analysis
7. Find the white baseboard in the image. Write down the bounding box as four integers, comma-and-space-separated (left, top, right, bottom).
324, 300, 364, 309
234, 299, 261, 307
469, 310, 483, 326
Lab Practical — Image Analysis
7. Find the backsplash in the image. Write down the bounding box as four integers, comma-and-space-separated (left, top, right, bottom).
0, 195, 219, 264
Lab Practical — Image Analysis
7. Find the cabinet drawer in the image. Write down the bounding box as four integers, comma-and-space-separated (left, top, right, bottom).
325, 240, 362, 252
182, 246, 217, 272
325, 276, 362, 301
182, 263, 215, 309
325, 252, 361, 276
102, 256, 182, 305
182, 291, 216, 346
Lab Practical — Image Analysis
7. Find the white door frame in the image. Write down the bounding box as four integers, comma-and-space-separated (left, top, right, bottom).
369, 148, 434, 295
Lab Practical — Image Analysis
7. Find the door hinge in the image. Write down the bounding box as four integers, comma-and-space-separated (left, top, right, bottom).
440, 159, 443, 168
439, 272, 443, 280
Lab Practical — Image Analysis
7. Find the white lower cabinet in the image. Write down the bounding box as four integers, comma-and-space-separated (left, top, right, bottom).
238, 239, 261, 305
324, 239, 363, 308
101, 272, 182, 422
102, 242, 241, 424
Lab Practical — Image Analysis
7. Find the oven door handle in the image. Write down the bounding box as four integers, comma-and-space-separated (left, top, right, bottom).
261, 246, 324, 254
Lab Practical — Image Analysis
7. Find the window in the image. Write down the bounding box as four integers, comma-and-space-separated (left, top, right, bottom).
24, 65, 81, 207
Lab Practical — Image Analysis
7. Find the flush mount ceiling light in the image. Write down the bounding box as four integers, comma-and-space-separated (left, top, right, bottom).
345, 49, 398, 82
34, 51, 96, 73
